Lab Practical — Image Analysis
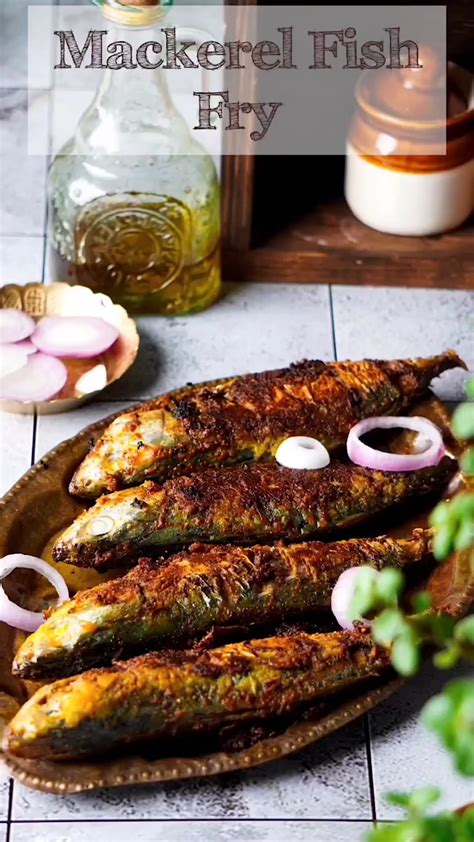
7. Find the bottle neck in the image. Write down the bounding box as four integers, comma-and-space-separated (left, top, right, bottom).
74, 23, 190, 155
97, 24, 175, 114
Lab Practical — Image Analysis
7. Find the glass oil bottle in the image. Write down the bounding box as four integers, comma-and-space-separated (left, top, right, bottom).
48, 0, 221, 315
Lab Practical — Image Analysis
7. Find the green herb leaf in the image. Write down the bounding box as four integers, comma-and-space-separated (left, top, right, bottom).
433, 646, 460, 670
372, 609, 407, 645
385, 792, 413, 809
454, 616, 474, 646
412, 592, 432, 613
461, 447, 474, 477
454, 517, 474, 553
452, 403, 474, 442
350, 567, 378, 618
430, 501, 451, 528
391, 634, 421, 677
423, 679, 474, 776
451, 493, 474, 519
432, 522, 457, 562
376, 569, 405, 605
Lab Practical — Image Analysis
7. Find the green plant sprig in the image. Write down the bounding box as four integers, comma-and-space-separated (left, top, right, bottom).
423, 679, 474, 777
364, 791, 474, 842
359, 376, 474, 842
429, 377, 474, 564
350, 573, 474, 678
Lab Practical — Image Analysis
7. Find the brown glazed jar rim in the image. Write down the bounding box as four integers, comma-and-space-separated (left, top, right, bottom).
355, 64, 474, 135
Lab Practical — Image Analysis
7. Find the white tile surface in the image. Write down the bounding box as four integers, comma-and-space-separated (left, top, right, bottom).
105, 283, 334, 400
0, 236, 44, 285
9, 821, 372, 842
0, 0, 56, 89
0, 776, 8, 822
0, 824, 6, 842
13, 721, 371, 821
34, 401, 135, 462
332, 286, 473, 401
0, 89, 49, 235
370, 662, 474, 819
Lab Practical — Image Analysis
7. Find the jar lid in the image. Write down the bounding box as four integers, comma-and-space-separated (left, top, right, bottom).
95, 0, 171, 26
356, 47, 471, 128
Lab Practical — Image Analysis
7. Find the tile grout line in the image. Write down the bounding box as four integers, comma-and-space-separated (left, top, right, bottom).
330, 282, 377, 827
7, 818, 383, 825
364, 715, 378, 825
5, 779, 13, 842
328, 285, 338, 361
0, 234, 46, 240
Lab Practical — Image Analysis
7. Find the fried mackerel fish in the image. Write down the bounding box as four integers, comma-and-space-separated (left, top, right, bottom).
54, 458, 456, 570
14, 530, 430, 679
4, 627, 389, 761
69, 352, 464, 499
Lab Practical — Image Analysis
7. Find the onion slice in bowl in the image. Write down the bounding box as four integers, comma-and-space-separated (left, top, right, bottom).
347, 416, 446, 472
14, 339, 37, 355
0, 345, 29, 379
32, 316, 119, 359
0, 309, 35, 343
0, 353, 67, 402
0, 554, 69, 633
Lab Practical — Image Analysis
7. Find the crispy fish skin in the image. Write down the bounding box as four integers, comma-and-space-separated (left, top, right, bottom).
4, 628, 389, 760
14, 531, 430, 679
53, 458, 456, 570
69, 352, 465, 499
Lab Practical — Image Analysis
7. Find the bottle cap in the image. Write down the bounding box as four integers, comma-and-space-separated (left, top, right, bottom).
97, 0, 171, 27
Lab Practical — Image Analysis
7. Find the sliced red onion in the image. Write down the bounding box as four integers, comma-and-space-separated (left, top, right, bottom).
331, 566, 378, 630
0, 554, 69, 633
0, 309, 35, 344
32, 316, 119, 359
0, 352, 67, 402
347, 416, 446, 472
75, 363, 107, 396
0, 345, 29, 379
14, 339, 38, 355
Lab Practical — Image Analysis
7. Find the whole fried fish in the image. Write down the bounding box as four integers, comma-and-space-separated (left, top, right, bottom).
14, 531, 430, 679
4, 628, 388, 760
70, 352, 464, 499
53, 458, 456, 570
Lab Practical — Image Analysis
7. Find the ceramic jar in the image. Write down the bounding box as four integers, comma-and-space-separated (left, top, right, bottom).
345, 59, 474, 237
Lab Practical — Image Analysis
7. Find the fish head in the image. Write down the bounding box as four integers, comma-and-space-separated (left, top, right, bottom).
53, 482, 163, 568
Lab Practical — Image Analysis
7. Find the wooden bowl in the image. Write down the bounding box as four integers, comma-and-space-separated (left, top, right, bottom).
0, 283, 139, 415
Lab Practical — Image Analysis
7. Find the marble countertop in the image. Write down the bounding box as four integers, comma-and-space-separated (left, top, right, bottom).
1, 2, 473, 840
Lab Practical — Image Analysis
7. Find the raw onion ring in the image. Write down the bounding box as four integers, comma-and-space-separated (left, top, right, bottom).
14, 339, 37, 355
0, 554, 69, 633
0, 309, 35, 343
0, 345, 29, 379
32, 316, 119, 359
0, 352, 67, 402
347, 416, 446, 472
275, 436, 330, 470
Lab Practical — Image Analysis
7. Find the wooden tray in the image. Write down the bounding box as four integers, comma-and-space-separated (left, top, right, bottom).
0, 396, 472, 794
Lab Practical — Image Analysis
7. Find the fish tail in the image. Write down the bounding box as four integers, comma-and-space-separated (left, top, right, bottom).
382, 351, 466, 401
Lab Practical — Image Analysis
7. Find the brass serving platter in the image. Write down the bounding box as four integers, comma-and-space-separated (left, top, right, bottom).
0, 283, 139, 415
0, 396, 472, 794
